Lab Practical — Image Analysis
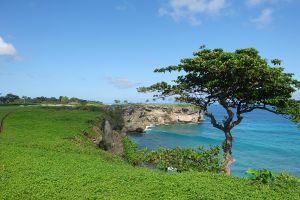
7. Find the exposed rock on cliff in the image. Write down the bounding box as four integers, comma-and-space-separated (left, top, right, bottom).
122, 105, 203, 133
98, 120, 125, 156
93, 105, 203, 154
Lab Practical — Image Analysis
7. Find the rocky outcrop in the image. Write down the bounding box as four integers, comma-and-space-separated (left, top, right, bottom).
122, 105, 203, 133
94, 105, 203, 155
98, 120, 125, 156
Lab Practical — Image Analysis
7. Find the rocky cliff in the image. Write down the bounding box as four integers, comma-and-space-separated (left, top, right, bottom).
98, 120, 125, 156
122, 105, 203, 133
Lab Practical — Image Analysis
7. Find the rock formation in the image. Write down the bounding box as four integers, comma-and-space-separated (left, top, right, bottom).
98, 120, 125, 156
122, 105, 203, 133
95, 105, 203, 155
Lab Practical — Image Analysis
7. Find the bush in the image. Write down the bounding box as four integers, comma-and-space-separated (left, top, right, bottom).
246, 168, 300, 188
145, 146, 221, 173
123, 137, 222, 173
123, 137, 146, 165
274, 173, 300, 189
246, 168, 275, 184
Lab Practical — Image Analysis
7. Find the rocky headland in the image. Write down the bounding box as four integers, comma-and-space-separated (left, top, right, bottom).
95, 104, 203, 155
122, 105, 203, 133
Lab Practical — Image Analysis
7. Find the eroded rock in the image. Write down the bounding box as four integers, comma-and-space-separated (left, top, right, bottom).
122, 105, 203, 133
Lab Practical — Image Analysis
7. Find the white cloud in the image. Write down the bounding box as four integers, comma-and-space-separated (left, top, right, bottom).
159, 0, 227, 25
251, 8, 273, 27
107, 77, 140, 89
0, 36, 17, 56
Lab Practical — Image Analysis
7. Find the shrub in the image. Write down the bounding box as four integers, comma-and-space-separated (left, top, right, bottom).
145, 146, 221, 173
246, 168, 300, 188
246, 168, 275, 184
123, 137, 222, 173
123, 137, 146, 166
274, 173, 299, 189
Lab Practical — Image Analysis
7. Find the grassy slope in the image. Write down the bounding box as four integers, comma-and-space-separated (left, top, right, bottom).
0, 107, 299, 200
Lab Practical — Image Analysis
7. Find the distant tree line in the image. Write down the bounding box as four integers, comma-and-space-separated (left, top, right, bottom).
0, 93, 103, 106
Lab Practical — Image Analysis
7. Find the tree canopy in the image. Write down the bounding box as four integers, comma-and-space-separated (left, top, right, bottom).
138, 46, 299, 175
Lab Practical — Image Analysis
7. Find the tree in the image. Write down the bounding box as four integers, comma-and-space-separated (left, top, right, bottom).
22, 96, 31, 104
0, 93, 20, 104
60, 96, 69, 104
138, 46, 299, 175
114, 99, 121, 104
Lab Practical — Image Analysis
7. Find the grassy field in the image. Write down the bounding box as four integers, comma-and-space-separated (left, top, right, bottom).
0, 107, 300, 199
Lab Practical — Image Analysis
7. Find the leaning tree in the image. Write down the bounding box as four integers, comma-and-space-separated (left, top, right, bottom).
138, 46, 299, 175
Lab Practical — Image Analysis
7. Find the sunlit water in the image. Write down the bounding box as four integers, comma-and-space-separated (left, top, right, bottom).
129, 105, 300, 177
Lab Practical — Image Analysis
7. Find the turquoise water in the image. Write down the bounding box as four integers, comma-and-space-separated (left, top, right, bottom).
129, 105, 300, 177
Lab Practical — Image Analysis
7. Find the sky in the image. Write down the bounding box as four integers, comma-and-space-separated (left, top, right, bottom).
0, 0, 299, 103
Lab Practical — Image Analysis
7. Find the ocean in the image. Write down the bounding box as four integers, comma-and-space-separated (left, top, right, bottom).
129, 105, 300, 177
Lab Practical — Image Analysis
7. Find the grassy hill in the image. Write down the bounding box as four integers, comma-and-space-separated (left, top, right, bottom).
0, 106, 299, 199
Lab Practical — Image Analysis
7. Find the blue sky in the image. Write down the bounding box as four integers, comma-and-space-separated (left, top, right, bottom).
0, 0, 299, 103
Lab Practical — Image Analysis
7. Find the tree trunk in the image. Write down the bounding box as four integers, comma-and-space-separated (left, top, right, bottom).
222, 132, 234, 176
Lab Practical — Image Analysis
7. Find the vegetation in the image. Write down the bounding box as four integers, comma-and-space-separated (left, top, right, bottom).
60, 96, 69, 104
246, 168, 300, 188
138, 46, 299, 175
1, 106, 300, 199
277, 99, 300, 128
0, 93, 104, 106
123, 137, 221, 173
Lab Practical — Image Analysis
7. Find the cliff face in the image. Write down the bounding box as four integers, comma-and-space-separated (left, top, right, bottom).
98, 120, 125, 156
122, 105, 203, 133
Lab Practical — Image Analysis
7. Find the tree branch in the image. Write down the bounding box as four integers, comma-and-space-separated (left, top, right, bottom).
231, 102, 244, 129
241, 105, 282, 115
205, 112, 224, 131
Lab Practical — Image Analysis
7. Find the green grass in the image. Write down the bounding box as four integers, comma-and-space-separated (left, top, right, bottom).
0, 107, 300, 199
0, 105, 18, 120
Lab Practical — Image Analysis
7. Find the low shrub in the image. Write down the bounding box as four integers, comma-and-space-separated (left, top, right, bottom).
145, 146, 221, 173
123, 137, 222, 173
123, 137, 146, 165
246, 168, 300, 188
246, 168, 275, 184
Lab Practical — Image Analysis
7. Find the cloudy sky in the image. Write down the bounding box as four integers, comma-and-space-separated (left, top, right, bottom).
0, 0, 299, 102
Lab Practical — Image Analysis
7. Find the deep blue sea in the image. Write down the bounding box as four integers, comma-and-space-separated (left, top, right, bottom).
129, 105, 300, 177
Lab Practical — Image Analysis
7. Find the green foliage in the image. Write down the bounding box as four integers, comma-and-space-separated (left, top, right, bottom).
0, 93, 20, 104
247, 168, 275, 184
123, 137, 221, 173
276, 99, 300, 128
138, 45, 299, 175
138, 46, 298, 110
274, 173, 300, 189
247, 168, 300, 189
146, 146, 221, 173
1, 107, 300, 199
114, 99, 121, 104
60, 96, 69, 104
123, 137, 146, 165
